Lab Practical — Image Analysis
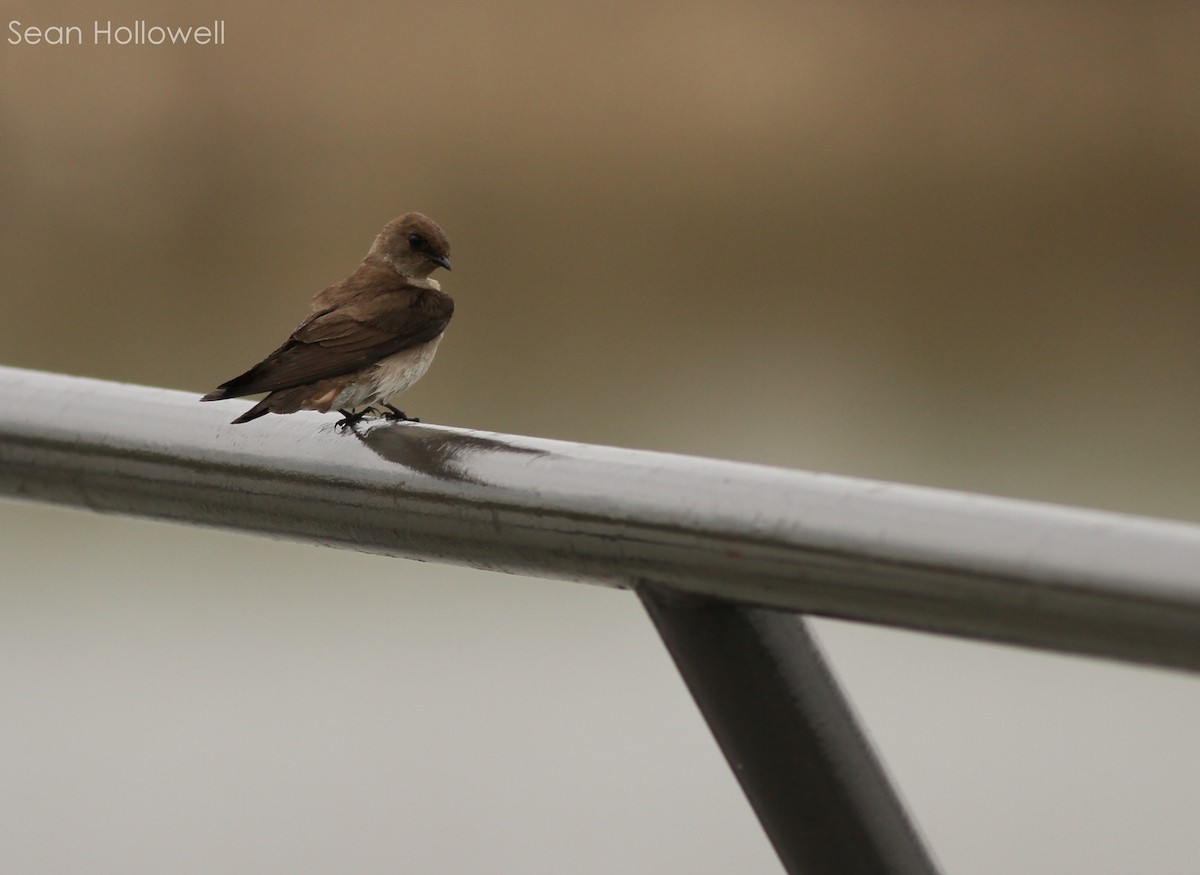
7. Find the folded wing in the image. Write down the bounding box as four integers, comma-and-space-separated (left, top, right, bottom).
202, 287, 453, 401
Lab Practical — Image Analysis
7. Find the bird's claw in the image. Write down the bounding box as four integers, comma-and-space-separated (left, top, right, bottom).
381, 404, 419, 423
335, 408, 371, 431
335, 405, 419, 431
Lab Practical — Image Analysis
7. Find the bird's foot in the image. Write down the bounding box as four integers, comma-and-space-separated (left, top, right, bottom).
335, 408, 372, 432
382, 403, 419, 423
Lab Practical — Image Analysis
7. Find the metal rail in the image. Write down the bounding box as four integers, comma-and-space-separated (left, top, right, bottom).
4, 366, 1200, 671
5, 364, 1200, 873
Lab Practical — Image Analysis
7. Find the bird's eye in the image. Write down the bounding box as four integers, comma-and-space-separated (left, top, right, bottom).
408, 233, 426, 250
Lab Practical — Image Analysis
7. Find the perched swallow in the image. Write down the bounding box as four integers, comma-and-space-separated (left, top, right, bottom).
201, 213, 453, 426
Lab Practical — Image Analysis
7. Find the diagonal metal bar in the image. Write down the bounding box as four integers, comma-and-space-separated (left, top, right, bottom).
640, 589, 940, 875
5, 365, 1200, 671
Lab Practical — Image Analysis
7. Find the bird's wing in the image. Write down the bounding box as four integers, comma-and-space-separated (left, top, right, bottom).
205, 287, 453, 399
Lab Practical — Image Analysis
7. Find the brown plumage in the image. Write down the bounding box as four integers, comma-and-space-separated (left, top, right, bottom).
201, 213, 454, 425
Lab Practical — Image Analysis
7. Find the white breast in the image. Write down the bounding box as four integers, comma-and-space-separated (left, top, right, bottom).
328, 336, 444, 410
370, 335, 443, 401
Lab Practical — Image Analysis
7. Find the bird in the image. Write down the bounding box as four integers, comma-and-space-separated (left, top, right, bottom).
201, 212, 454, 427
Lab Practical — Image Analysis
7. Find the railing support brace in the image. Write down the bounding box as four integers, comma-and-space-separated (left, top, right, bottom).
640, 588, 940, 875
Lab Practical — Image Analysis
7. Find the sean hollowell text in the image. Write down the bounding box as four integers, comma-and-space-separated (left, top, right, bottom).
7, 20, 225, 46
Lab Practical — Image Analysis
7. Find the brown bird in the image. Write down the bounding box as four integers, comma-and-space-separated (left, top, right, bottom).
201, 213, 454, 426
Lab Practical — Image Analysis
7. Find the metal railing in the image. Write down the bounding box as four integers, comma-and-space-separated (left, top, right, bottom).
5, 364, 1200, 873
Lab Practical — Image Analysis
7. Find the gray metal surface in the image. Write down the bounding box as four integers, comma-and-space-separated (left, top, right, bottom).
641, 590, 941, 875
5, 364, 1200, 670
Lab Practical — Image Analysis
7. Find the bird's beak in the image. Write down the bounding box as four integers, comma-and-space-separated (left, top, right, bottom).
430, 254, 452, 271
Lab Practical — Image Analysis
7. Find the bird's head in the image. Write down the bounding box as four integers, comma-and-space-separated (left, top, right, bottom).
369, 213, 452, 278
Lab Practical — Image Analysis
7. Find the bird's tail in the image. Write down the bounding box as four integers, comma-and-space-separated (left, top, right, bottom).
199, 357, 268, 403
200, 383, 272, 424
230, 400, 272, 424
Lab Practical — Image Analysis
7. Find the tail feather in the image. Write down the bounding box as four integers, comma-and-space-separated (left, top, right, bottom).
200, 382, 273, 424
201, 367, 271, 422
230, 398, 272, 424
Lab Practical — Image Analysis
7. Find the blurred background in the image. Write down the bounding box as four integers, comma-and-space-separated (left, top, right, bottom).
3, 1, 1200, 872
